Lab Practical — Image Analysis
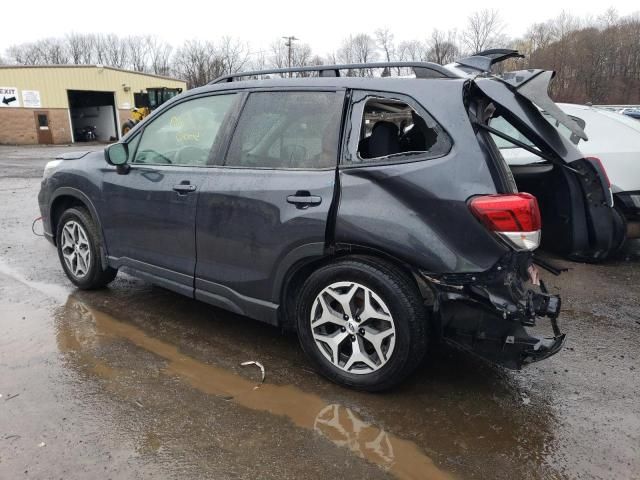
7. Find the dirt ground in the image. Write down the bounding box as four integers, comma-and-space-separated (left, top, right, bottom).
0, 145, 638, 480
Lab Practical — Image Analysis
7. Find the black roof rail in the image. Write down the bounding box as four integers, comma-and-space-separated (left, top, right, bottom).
209, 62, 457, 84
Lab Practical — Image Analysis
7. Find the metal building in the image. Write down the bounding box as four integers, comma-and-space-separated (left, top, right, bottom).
0, 65, 186, 144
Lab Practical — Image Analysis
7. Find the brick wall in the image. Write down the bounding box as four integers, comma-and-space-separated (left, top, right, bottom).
0, 108, 72, 145
49, 109, 73, 144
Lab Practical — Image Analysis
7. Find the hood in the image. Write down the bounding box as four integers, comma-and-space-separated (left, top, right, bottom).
55, 151, 93, 160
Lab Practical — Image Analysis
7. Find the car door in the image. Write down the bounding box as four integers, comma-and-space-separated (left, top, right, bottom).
101, 93, 239, 295
194, 89, 345, 322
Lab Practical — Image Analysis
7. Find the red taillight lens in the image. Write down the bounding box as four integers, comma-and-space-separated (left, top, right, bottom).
469, 193, 541, 232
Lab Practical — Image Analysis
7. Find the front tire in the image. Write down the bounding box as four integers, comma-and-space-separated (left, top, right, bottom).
295, 257, 427, 391
56, 207, 117, 289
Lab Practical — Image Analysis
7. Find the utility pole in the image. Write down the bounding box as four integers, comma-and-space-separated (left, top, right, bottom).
282, 36, 298, 77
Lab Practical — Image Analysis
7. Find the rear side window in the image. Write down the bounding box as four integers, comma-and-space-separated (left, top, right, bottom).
225, 91, 344, 169
348, 96, 451, 164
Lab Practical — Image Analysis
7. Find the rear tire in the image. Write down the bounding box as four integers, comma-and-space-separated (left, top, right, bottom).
295, 257, 427, 391
56, 207, 117, 289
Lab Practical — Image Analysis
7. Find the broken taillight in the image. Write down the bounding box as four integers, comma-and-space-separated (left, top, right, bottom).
469, 193, 542, 251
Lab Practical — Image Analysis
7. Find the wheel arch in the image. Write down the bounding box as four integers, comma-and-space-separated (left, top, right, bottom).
278, 243, 433, 330
50, 188, 109, 268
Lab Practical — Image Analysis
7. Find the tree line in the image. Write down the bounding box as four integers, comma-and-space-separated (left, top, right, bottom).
2, 8, 639, 103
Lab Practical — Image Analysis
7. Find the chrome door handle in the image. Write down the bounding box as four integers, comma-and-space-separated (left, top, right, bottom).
173, 184, 196, 193
286, 194, 322, 207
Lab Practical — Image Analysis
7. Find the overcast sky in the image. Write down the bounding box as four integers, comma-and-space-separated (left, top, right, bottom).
2, 0, 638, 57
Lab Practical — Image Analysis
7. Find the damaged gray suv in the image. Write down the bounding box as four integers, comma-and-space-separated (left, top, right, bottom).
38, 55, 619, 390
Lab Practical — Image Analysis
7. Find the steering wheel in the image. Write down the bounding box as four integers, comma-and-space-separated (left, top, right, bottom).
281, 144, 307, 167
136, 149, 173, 164
174, 146, 207, 166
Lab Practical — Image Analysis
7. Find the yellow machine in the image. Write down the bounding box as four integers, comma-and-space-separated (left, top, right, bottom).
121, 87, 183, 135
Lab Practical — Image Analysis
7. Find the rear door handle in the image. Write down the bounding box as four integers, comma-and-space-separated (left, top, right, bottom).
173, 184, 197, 193
287, 193, 322, 208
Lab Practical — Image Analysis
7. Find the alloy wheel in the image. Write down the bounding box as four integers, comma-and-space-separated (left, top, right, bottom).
310, 281, 396, 375
60, 220, 91, 279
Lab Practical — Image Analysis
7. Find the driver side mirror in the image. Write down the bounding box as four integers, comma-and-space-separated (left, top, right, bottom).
105, 143, 130, 174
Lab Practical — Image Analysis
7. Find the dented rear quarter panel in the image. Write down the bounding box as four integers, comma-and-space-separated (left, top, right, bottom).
334, 80, 509, 273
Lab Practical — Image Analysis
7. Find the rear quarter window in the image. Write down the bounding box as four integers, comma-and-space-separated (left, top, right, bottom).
345, 94, 452, 166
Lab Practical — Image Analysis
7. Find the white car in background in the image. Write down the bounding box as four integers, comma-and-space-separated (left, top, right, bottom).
496, 103, 640, 249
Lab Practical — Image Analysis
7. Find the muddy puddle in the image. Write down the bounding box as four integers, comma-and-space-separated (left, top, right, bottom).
55, 296, 453, 480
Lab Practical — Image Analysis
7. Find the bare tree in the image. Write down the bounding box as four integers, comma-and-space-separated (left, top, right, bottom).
3, 10, 640, 104
7, 38, 69, 64
219, 36, 249, 74
66, 33, 88, 64
293, 43, 313, 67
45, 38, 69, 64
375, 28, 396, 63
91, 35, 108, 65
427, 29, 459, 64
172, 39, 224, 87
249, 50, 268, 72
338, 34, 378, 76
126, 36, 150, 71
78, 34, 96, 64
325, 51, 338, 65
309, 55, 325, 66
268, 38, 314, 74
462, 9, 505, 53
375, 28, 399, 74
146, 37, 173, 76
103, 34, 128, 68
269, 38, 289, 69
397, 40, 427, 62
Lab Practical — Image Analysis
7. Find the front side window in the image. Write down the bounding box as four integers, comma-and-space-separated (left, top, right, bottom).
348, 96, 451, 164
225, 91, 344, 169
133, 94, 236, 166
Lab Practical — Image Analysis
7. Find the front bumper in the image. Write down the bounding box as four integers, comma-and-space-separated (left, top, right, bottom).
38, 182, 55, 245
425, 254, 566, 369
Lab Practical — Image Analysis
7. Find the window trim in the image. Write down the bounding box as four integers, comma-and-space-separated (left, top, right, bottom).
340, 89, 453, 169
220, 88, 348, 171
126, 91, 242, 168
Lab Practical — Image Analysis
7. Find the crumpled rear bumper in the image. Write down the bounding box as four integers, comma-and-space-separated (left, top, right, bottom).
424, 254, 566, 369
522, 332, 566, 365
436, 295, 565, 369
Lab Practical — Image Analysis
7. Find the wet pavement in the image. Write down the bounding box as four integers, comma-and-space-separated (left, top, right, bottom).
1, 145, 638, 479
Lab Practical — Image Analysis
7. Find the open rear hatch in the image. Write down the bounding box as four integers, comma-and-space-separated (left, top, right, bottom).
468, 67, 625, 261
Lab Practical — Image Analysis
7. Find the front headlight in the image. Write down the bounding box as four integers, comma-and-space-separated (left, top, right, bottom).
43, 159, 63, 180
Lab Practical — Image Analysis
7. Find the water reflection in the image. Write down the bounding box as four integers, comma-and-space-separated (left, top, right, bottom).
55, 296, 454, 480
